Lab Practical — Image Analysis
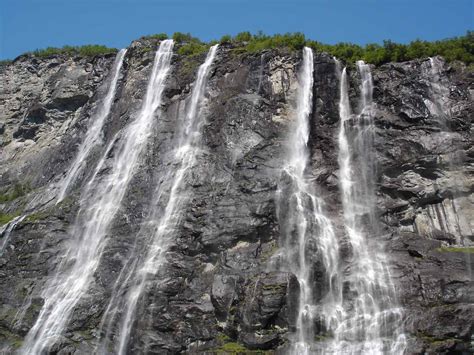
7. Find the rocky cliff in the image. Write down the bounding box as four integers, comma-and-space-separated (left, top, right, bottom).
0, 37, 472, 354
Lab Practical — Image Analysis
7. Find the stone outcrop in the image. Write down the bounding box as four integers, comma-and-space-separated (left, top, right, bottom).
0, 38, 472, 354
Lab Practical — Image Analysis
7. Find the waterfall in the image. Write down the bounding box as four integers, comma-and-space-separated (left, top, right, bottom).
96, 45, 219, 355
333, 60, 406, 354
21, 40, 174, 354
277, 47, 341, 355
0, 215, 26, 256
426, 57, 452, 122
56, 48, 127, 203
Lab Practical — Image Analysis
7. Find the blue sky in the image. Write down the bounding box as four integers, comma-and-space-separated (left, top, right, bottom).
1, 0, 472, 59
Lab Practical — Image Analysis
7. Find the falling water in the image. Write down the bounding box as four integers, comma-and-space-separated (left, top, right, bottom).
21, 40, 174, 354
56, 49, 127, 203
427, 58, 473, 283
277, 47, 341, 355
333, 61, 406, 354
0, 215, 26, 256
96, 45, 219, 355
426, 57, 452, 122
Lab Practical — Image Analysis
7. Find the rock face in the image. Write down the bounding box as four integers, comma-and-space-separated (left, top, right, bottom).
0, 38, 472, 354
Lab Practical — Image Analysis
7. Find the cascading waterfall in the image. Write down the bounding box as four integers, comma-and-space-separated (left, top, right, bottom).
427, 57, 472, 281
96, 45, 218, 355
21, 40, 174, 354
0, 215, 26, 256
56, 48, 127, 203
333, 60, 406, 354
426, 57, 452, 122
277, 47, 341, 355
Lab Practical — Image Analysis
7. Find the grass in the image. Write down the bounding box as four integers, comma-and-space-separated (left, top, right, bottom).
0, 183, 31, 203
436, 247, 474, 254
212, 333, 274, 354
11, 30, 474, 66
26, 210, 50, 223
0, 212, 19, 226
210, 30, 474, 66
142, 33, 168, 41
28, 45, 117, 58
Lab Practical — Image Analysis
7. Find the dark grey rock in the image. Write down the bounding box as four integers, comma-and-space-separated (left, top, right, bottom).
0, 42, 472, 354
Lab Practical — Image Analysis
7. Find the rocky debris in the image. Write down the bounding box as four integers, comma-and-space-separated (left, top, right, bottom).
0, 40, 472, 354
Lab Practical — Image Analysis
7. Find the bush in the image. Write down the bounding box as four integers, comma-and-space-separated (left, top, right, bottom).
246, 32, 306, 52
234, 31, 252, 43
20, 31, 474, 65
0, 183, 31, 203
177, 42, 209, 56
219, 34, 232, 44
306, 31, 474, 65
172, 32, 201, 44
30, 45, 117, 58
0, 212, 17, 226
145, 33, 168, 41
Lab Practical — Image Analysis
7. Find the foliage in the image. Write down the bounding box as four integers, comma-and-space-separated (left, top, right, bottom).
0, 183, 31, 203
306, 31, 474, 65
212, 333, 272, 354
245, 32, 306, 52
177, 42, 209, 56
220, 35, 232, 44
217, 30, 473, 65
436, 246, 474, 254
15, 30, 474, 65
144, 33, 168, 40
0, 212, 18, 226
0, 59, 12, 66
29, 45, 117, 58
172, 32, 201, 44
26, 210, 50, 223
234, 31, 252, 43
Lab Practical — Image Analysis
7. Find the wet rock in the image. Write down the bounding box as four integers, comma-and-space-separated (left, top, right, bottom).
0, 43, 472, 354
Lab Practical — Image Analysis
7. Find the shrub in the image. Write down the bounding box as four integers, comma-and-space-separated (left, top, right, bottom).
145, 33, 168, 40
246, 32, 306, 52
234, 31, 252, 43
20, 30, 474, 65
219, 35, 232, 44
0, 212, 17, 226
0, 183, 31, 203
177, 42, 209, 56
30, 45, 117, 58
172, 32, 201, 44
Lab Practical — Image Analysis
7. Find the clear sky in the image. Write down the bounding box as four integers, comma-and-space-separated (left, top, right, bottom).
1, 0, 472, 59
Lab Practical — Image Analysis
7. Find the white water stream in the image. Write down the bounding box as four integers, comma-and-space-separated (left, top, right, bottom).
96, 45, 219, 355
21, 40, 174, 354
56, 48, 126, 203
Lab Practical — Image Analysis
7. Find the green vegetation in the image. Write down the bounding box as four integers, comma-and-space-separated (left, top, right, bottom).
9, 30, 473, 65
0, 59, 12, 66
208, 30, 474, 65
172, 32, 201, 43
143, 33, 168, 41
0, 212, 19, 226
26, 210, 50, 223
220, 35, 232, 44
306, 32, 474, 65
0, 183, 31, 204
0, 329, 23, 349
436, 246, 474, 254
29, 45, 117, 58
245, 32, 306, 52
171, 32, 211, 56
177, 42, 209, 56
212, 333, 274, 354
